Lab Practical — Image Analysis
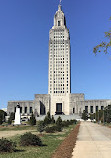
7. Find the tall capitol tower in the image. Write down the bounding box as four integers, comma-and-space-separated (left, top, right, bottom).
48, 5, 71, 95
7, 2, 109, 118
49, 4, 71, 115
8, 4, 87, 118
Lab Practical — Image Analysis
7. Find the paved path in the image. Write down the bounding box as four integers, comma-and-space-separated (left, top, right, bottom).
72, 122, 111, 158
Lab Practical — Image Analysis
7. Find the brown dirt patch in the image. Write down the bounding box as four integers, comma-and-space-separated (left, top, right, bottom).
51, 123, 80, 158
0, 130, 35, 138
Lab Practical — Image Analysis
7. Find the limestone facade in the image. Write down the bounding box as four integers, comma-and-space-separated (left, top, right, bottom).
7, 94, 111, 117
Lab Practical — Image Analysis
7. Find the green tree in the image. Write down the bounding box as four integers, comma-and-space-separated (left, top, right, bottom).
0, 110, 7, 124
0, 118, 3, 125
51, 115, 55, 124
44, 111, 52, 125
7, 112, 15, 125
10, 112, 15, 120
8, 118, 12, 125
93, 18, 111, 54
89, 113, 94, 121
104, 105, 111, 123
82, 110, 88, 120
37, 121, 45, 133
29, 113, 36, 126
56, 116, 62, 126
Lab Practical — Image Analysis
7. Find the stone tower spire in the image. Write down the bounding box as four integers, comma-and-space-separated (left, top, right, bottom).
53, 4, 66, 28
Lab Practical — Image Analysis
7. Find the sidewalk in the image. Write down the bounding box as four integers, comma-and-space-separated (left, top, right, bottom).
72, 122, 111, 158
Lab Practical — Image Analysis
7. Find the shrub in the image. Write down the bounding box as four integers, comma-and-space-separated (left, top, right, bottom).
61, 121, 69, 127
29, 113, 36, 126
37, 121, 45, 133
0, 110, 7, 124
72, 119, 77, 124
7, 112, 15, 125
10, 112, 15, 120
61, 119, 77, 127
45, 126, 55, 133
0, 118, 3, 125
67, 120, 70, 124
8, 118, 12, 125
0, 138, 16, 152
20, 132, 42, 146
45, 125, 62, 133
54, 125, 62, 132
82, 110, 88, 120
56, 116, 62, 126
43, 112, 52, 125
51, 115, 55, 124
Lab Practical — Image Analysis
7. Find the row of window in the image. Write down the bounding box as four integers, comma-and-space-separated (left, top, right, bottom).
54, 36, 64, 38
54, 32, 64, 34
50, 42, 65, 44
15, 107, 32, 114
54, 87, 64, 90
50, 40, 69, 44
53, 76, 68, 80
53, 79, 68, 82
53, 91, 69, 93
85, 106, 104, 113
49, 72, 69, 77
54, 48, 64, 51
50, 52, 69, 56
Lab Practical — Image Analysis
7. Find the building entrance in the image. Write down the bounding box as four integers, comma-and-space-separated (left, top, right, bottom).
55, 103, 62, 115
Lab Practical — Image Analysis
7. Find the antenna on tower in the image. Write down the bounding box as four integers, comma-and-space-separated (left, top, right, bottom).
60, 0, 62, 5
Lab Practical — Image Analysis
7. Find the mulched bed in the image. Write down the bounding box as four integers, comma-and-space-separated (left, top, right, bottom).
51, 123, 80, 158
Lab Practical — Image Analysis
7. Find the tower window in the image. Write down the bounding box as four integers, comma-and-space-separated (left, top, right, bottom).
58, 21, 61, 26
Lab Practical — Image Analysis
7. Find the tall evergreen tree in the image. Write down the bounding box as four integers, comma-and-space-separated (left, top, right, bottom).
29, 113, 36, 126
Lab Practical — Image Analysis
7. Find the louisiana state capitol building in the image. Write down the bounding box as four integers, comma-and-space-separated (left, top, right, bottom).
7, 5, 111, 119
49, 5, 71, 115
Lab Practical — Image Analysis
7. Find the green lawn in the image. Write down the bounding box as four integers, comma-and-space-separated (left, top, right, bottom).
0, 125, 76, 158
0, 125, 36, 131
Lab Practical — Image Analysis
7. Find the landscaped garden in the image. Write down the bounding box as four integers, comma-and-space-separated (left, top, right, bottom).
0, 112, 80, 158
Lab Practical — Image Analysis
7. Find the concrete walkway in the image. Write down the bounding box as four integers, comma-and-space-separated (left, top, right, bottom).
72, 122, 111, 158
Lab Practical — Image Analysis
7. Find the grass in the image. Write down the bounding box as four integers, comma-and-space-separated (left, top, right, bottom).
0, 124, 76, 158
0, 125, 37, 131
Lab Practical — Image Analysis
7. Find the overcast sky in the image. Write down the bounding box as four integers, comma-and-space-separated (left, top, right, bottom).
0, 0, 111, 109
